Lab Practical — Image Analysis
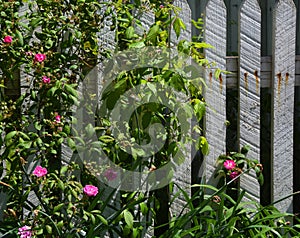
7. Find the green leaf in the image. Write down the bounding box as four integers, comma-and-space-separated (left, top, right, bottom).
64, 84, 78, 97
35, 229, 43, 235
193, 42, 214, 49
129, 41, 145, 49
97, 214, 108, 226
15, 30, 23, 46
140, 202, 148, 215
85, 123, 95, 138
125, 26, 135, 39
197, 136, 209, 155
173, 18, 181, 38
241, 145, 250, 155
131, 147, 145, 157
30, 17, 42, 27
57, 179, 65, 190
123, 210, 134, 229
34, 121, 42, 131
67, 138, 76, 150
46, 225, 52, 234
57, 220, 64, 229
53, 203, 64, 212
146, 24, 159, 42
257, 173, 264, 186
99, 135, 114, 143
5, 131, 17, 141
20, 141, 32, 149
47, 86, 58, 97
45, 39, 53, 49
192, 99, 206, 121
60, 166, 68, 175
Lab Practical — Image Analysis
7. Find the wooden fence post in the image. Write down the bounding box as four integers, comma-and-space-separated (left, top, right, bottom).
204, 0, 227, 185
238, 0, 261, 202
272, 0, 296, 212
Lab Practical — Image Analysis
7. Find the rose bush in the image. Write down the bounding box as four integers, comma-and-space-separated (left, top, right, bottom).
216, 145, 264, 186
0, 0, 209, 237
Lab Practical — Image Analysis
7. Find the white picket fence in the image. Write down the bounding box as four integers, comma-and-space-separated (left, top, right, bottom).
196, 0, 299, 213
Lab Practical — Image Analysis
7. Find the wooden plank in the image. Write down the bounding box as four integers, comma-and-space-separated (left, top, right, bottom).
170, 0, 192, 227
204, 0, 227, 185
272, 0, 296, 212
172, 0, 192, 190
239, 0, 261, 202
171, 0, 192, 43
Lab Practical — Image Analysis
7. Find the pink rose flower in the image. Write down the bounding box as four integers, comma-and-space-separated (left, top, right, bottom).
18, 225, 32, 238
229, 171, 239, 179
33, 165, 48, 177
83, 185, 98, 197
34, 53, 46, 62
42, 76, 50, 84
55, 115, 61, 123
223, 159, 236, 170
159, 4, 164, 8
103, 168, 117, 181
3, 35, 12, 44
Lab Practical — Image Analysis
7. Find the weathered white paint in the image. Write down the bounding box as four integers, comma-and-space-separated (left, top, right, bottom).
272, 0, 296, 212
204, 0, 227, 185
239, 0, 261, 202
171, 0, 192, 221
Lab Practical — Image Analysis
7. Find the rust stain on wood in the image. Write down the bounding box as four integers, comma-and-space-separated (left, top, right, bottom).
285, 72, 289, 86
277, 72, 282, 106
277, 72, 282, 94
219, 73, 223, 92
244, 72, 248, 90
209, 71, 213, 88
254, 70, 259, 94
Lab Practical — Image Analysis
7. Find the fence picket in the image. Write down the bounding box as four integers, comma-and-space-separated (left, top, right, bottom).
172, 0, 192, 197
272, 0, 296, 212
204, 0, 227, 185
239, 0, 261, 202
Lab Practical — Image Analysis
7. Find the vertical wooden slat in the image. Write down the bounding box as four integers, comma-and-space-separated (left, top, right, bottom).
204, 0, 227, 184
169, 0, 192, 234
172, 0, 192, 193
239, 0, 261, 202
272, 0, 296, 212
